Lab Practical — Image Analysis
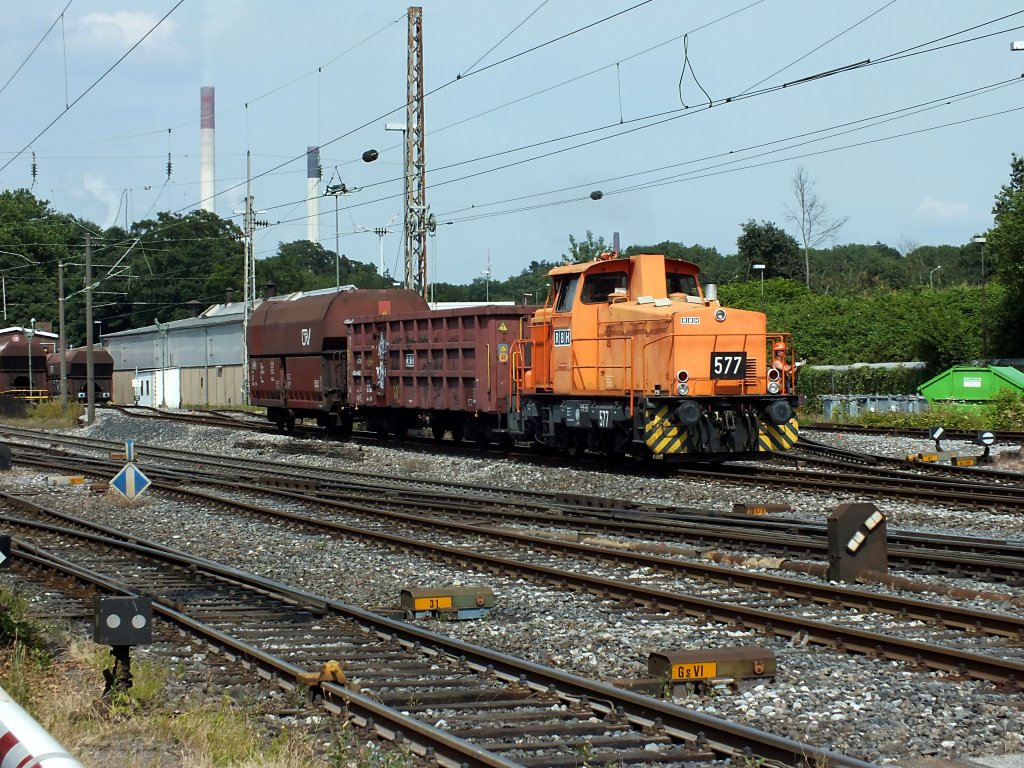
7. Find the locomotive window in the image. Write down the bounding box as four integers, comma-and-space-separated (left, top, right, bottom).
581, 271, 628, 304
554, 276, 579, 313
666, 273, 698, 296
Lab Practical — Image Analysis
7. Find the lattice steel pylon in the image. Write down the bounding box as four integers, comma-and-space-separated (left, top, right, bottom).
404, 6, 428, 297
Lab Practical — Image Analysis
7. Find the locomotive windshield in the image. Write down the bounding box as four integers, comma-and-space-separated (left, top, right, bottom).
580, 271, 628, 304
554, 276, 579, 312
666, 272, 698, 297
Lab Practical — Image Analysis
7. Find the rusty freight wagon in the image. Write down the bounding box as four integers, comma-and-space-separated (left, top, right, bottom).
0, 331, 49, 400
344, 304, 535, 444
47, 348, 114, 403
247, 288, 427, 431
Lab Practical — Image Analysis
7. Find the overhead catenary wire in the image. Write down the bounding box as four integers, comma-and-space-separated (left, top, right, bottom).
189, 13, 1024, 234
460, 0, 551, 77
445, 103, 1024, 225
160, 0, 660, 220
255, 73, 1019, 228
0, 0, 73, 100
738, 0, 899, 96
0, 0, 185, 178
25, 7, 1024, 268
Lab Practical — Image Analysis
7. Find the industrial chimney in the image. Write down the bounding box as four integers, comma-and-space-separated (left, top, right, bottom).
200, 86, 215, 213
306, 146, 320, 244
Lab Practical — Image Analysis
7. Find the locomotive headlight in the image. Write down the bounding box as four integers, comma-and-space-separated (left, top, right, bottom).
714, 309, 727, 322
677, 382, 689, 396
767, 381, 781, 394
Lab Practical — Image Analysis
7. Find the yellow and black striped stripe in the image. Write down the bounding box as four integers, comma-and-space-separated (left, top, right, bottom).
643, 404, 692, 455
758, 417, 799, 451
644, 404, 800, 455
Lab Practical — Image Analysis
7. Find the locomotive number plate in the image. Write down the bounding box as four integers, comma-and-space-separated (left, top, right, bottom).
710, 352, 747, 379
413, 596, 453, 611
672, 662, 717, 680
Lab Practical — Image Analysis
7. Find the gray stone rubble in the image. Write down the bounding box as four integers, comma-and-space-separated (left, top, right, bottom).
3, 410, 1022, 764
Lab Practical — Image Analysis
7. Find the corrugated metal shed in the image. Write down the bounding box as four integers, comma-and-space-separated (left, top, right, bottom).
103, 302, 247, 371
917, 365, 1024, 404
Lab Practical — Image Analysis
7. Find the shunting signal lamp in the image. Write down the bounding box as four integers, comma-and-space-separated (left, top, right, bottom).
362, 149, 379, 163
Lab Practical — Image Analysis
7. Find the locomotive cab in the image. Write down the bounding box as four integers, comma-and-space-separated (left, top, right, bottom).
510, 252, 799, 460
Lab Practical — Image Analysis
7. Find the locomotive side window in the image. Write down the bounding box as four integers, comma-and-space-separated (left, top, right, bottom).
581, 271, 627, 304
554, 276, 580, 313
667, 272, 697, 296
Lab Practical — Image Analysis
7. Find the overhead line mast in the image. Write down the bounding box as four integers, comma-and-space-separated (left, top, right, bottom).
405, 6, 430, 297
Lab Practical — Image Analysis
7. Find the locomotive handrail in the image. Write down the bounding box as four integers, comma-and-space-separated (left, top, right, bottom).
508, 338, 532, 411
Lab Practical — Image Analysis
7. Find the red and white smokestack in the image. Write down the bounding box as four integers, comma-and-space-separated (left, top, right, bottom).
200, 86, 215, 213
306, 146, 321, 243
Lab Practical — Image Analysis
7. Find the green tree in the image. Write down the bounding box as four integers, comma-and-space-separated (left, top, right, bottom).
986, 153, 1024, 295
563, 230, 608, 263
736, 219, 801, 280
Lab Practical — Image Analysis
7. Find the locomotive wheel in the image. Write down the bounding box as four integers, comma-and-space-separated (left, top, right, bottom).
451, 424, 465, 442
285, 412, 296, 432
274, 411, 286, 431
431, 424, 445, 442
631, 445, 653, 464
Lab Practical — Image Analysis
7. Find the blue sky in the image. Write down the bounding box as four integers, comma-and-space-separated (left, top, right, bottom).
2, 2, 1023, 288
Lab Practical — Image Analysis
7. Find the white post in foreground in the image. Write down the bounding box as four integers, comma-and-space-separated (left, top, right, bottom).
0, 683, 84, 767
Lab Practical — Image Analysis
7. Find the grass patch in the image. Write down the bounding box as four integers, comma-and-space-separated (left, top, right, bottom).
0, 399, 85, 429
1, 586, 414, 766
0, 585, 54, 705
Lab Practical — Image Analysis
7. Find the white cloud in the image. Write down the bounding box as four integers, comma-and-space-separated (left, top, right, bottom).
76, 11, 179, 51
77, 173, 125, 229
915, 195, 971, 222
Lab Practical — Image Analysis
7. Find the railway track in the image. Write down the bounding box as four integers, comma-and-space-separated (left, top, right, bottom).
5, 449, 1024, 688
1, 505, 877, 768
102, 405, 1024, 511
5, 427, 1024, 581
804, 422, 1024, 443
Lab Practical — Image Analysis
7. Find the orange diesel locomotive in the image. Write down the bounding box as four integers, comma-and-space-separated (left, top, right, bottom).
508, 252, 799, 459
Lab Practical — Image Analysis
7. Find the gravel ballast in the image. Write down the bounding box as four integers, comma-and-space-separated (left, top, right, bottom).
4, 410, 1023, 765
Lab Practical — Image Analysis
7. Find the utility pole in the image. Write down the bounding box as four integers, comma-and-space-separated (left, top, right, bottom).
404, 6, 428, 297
85, 234, 96, 425
241, 151, 255, 405
58, 261, 67, 407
